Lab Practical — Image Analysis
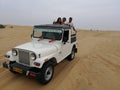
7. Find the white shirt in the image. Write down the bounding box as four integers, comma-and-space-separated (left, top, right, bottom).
67, 22, 74, 27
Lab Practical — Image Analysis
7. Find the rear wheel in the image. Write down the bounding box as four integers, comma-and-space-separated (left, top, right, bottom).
68, 48, 75, 61
39, 61, 54, 84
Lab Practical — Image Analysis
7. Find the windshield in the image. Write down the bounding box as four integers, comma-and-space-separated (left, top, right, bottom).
33, 28, 62, 40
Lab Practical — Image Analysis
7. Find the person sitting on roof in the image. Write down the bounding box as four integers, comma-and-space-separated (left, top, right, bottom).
61, 17, 67, 25
67, 17, 77, 33
53, 17, 62, 25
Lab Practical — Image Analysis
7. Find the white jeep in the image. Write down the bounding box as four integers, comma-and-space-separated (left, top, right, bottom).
3, 24, 77, 84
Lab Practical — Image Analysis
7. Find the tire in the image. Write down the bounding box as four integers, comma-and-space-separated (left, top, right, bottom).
68, 48, 75, 61
39, 61, 54, 84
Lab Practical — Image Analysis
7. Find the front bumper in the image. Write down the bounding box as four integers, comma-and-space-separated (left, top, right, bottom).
3, 61, 41, 78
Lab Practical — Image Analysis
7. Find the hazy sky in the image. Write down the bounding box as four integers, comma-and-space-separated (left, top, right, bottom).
0, 0, 120, 30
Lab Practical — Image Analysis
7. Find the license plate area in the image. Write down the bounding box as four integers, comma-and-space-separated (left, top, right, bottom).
13, 67, 23, 73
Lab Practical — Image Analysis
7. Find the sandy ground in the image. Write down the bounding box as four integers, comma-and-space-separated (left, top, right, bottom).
0, 26, 120, 90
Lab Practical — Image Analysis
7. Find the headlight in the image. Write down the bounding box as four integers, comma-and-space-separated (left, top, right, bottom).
12, 49, 18, 56
30, 53, 36, 60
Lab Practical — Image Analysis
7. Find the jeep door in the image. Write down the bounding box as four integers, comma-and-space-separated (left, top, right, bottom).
61, 30, 72, 59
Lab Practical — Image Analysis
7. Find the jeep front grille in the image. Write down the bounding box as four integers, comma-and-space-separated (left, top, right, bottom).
18, 49, 30, 65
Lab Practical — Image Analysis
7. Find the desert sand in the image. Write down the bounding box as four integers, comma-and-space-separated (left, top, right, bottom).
0, 26, 120, 90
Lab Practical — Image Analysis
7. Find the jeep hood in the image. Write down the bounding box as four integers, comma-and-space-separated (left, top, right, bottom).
14, 40, 61, 57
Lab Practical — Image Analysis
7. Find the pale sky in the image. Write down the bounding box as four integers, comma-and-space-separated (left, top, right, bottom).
0, 0, 120, 30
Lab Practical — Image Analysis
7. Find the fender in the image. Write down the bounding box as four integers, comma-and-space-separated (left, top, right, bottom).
33, 52, 57, 68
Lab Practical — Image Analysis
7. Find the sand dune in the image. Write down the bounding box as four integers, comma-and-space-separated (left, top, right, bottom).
0, 26, 120, 90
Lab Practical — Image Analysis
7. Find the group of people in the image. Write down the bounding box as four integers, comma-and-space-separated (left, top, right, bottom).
53, 17, 76, 33
53, 17, 73, 26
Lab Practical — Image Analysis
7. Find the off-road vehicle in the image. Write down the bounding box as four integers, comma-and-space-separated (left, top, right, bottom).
3, 24, 77, 84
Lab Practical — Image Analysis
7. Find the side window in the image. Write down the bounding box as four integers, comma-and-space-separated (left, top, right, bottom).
63, 30, 69, 42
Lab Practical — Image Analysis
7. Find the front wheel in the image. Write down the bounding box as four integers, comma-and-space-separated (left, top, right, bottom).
39, 62, 54, 84
68, 48, 75, 61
